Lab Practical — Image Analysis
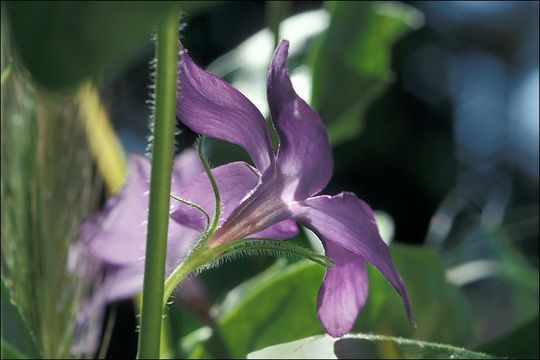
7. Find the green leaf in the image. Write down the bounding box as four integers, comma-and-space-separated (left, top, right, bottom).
310, 1, 422, 144
1, 279, 42, 359
1, 340, 27, 359
1, 30, 104, 356
443, 225, 539, 348
215, 260, 325, 358
4, 1, 216, 90
182, 244, 472, 358
355, 245, 473, 346
247, 334, 494, 359
478, 315, 539, 359
179, 260, 324, 358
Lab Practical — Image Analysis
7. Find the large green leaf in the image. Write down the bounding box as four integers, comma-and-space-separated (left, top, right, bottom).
214, 260, 325, 358
442, 225, 539, 355
310, 1, 422, 144
355, 245, 473, 346
1, 279, 41, 359
247, 334, 494, 359
478, 316, 539, 359
4, 1, 216, 90
181, 244, 472, 358
1, 27, 105, 356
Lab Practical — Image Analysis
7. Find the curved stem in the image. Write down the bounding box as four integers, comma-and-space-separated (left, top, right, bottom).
169, 193, 210, 230
163, 251, 206, 307
197, 137, 221, 235
136, 13, 179, 359
162, 239, 232, 307
161, 138, 223, 308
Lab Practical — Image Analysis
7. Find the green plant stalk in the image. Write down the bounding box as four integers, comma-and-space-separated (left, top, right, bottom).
163, 237, 238, 309
136, 13, 179, 359
198, 137, 221, 236
163, 248, 212, 307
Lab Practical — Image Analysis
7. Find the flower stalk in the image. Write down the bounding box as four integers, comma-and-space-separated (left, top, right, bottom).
197, 137, 221, 237
136, 13, 179, 359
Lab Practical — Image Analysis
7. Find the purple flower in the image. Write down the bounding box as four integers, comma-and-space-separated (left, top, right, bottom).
173, 40, 413, 337
82, 149, 203, 301
79, 149, 219, 336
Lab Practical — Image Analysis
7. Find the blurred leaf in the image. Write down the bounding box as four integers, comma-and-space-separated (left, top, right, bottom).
215, 260, 325, 358
1, 63, 12, 84
355, 245, 473, 346
442, 226, 539, 346
179, 327, 213, 359
311, 1, 422, 144
5, 1, 215, 90
181, 260, 324, 358
78, 83, 127, 194
182, 244, 472, 358
444, 226, 539, 290
247, 334, 494, 359
1, 279, 42, 359
478, 315, 539, 359
1, 341, 26, 359
1, 41, 102, 356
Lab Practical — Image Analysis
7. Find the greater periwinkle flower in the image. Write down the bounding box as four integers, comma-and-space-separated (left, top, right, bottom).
173, 40, 413, 337
82, 150, 204, 301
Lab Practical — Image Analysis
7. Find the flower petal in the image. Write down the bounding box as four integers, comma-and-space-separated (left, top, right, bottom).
317, 241, 368, 337
267, 40, 333, 200
171, 161, 298, 244
209, 170, 294, 246
170, 161, 261, 231
248, 219, 299, 240
86, 153, 200, 266
102, 265, 145, 302
292, 192, 414, 325
86, 155, 150, 265
171, 148, 204, 193
102, 249, 203, 302
177, 48, 274, 171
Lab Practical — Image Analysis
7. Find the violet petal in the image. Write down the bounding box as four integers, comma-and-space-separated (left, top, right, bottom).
267, 40, 333, 200
171, 148, 204, 193
248, 219, 299, 240
87, 155, 150, 265
177, 48, 274, 171
292, 192, 414, 324
102, 265, 145, 302
209, 170, 294, 246
88, 153, 200, 267
317, 241, 369, 337
170, 161, 261, 230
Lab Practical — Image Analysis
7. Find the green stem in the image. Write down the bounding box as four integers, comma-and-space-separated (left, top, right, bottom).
170, 194, 210, 229
136, 13, 179, 360
198, 137, 221, 235
162, 240, 229, 308
163, 247, 212, 307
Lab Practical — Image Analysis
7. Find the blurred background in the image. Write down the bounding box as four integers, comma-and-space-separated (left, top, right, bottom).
2, 1, 538, 359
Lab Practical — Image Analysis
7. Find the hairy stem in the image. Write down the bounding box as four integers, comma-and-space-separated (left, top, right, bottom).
197, 137, 221, 236
136, 13, 179, 359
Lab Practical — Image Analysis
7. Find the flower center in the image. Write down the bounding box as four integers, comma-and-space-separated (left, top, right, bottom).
208, 175, 291, 247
